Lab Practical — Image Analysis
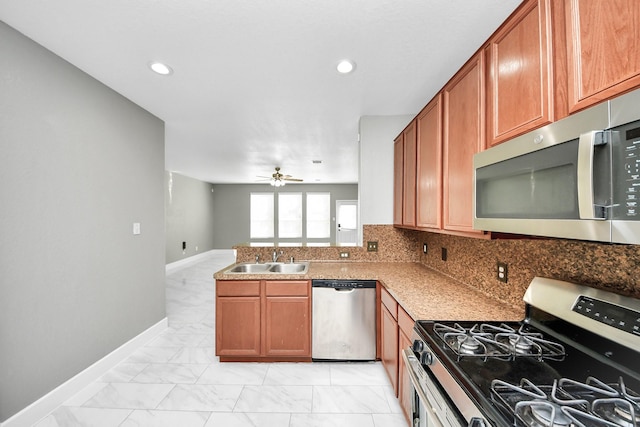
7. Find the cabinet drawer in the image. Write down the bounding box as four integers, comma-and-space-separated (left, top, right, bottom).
398, 306, 415, 338
217, 280, 260, 297
380, 286, 398, 320
265, 280, 309, 296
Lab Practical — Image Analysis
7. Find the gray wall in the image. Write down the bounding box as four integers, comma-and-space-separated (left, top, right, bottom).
212, 184, 358, 248
165, 171, 216, 263
0, 21, 166, 422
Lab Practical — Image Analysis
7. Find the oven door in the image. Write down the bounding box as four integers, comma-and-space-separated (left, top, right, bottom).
402, 348, 443, 427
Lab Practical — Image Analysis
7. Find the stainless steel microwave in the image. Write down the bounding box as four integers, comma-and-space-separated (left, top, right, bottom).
473, 88, 640, 244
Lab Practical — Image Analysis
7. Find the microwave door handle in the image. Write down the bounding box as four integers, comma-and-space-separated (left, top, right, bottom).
577, 130, 606, 220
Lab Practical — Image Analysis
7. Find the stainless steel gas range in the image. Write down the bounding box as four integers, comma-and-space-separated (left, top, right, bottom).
402, 277, 640, 427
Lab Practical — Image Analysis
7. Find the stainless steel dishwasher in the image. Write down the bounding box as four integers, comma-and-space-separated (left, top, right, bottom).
311, 279, 377, 360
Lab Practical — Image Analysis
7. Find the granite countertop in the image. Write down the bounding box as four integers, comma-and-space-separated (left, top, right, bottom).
214, 261, 525, 321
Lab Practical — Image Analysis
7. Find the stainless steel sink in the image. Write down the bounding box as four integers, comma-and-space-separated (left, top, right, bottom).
226, 263, 272, 273
268, 263, 308, 273
224, 262, 309, 274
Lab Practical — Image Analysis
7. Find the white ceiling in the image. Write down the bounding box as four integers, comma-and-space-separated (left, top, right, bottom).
0, 0, 521, 184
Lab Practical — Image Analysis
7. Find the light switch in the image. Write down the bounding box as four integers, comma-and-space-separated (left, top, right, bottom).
133, 222, 141, 235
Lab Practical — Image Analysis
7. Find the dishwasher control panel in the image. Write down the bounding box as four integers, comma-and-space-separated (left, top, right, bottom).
311, 280, 376, 289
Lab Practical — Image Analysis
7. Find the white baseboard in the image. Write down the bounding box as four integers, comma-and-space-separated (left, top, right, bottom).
165, 249, 236, 274
1, 318, 168, 427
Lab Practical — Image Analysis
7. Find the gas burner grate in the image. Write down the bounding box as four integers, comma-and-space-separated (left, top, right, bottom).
491, 377, 640, 427
433, 322, 565, 361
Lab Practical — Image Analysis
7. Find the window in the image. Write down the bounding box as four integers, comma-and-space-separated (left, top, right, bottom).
249, 191, 333, 246
278, 193, 302, 238
307, 193, 330, 238
250, 193, 274, 239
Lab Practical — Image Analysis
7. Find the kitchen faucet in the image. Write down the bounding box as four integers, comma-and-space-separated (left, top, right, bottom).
272, 250, 283, 262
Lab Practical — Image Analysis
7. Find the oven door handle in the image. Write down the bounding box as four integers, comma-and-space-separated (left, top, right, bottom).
401, 348, 444, 427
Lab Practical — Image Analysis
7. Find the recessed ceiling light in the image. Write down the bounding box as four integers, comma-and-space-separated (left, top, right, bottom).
149, 61, 173, 75
336, 60, 356, 74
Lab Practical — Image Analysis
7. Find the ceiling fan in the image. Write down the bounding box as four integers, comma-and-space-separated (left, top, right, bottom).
257, 167, 303, 187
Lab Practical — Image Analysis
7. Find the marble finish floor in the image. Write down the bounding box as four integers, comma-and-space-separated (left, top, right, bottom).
35, 252, 408, 427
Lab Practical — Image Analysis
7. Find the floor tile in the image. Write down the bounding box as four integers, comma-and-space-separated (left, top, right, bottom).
263, 362, 331, 385
373, 413, 411, 427
156, 384, 243, 411
203, 412, 291, 427
120, 409, 210, 427
290, 413, 375, 427
330, 361, 390, 385
124, 346, 180, 364
82, 383, 174, 409
168, 347, 217, 364
132, 363, 208, 384
234, 385, 313, 413
197, 362, 268, 385
146, 332, 206, 347
312, 385, 391, 414
33, 406, 132, 427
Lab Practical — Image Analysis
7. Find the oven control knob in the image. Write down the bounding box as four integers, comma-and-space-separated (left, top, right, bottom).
412, 340, 424, 352
420, 351, 434, 366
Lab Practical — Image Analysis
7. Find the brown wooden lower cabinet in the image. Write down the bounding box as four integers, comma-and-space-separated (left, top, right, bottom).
216, 280, 311, 361
380, 284, 415, 425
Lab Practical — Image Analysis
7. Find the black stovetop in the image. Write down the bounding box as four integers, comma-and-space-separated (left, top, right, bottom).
414, 314, 640, 426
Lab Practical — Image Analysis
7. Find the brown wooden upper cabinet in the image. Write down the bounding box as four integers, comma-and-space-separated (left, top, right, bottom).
486, 0, 554, 147
443, 52, 485, 235
402, 121, 417, 227
565, 0, 640, 113
416, 94, 442, 230
393, 122, 417, 228
393, 134, 404, 226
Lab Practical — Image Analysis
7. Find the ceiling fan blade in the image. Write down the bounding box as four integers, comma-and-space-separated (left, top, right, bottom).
283, 177, 303, 182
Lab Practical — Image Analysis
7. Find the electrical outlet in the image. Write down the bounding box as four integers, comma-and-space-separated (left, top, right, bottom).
441, 247, 447, 261
423, 243, 428, 254
497, 261, 508, 283
339, 251, 350, 259
367, 241, 378, 252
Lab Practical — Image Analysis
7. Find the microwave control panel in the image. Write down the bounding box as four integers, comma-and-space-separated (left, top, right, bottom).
613, 125, 640, 219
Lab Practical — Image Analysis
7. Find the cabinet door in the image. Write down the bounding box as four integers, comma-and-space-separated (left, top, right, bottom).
398, 329, 413, 424
416, 94, 442, 229
565, 0, 640, 112
443, 52, 485, 234
486, 0, 553, 146
263, 296, 310, 357
393, 134, 404, 226
402, 121, 417, 227
381, 304, 399, 395
216, 296, 261, 356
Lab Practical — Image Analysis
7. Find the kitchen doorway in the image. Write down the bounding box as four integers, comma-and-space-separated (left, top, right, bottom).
336, 200, 358, 246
